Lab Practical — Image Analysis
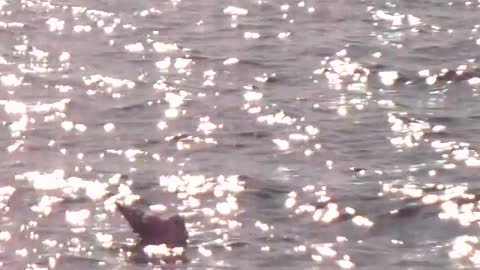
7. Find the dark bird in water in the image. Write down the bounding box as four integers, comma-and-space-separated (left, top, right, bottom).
115, 202, 188, 247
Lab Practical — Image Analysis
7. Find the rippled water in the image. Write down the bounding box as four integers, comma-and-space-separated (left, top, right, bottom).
1, 0, 480, 269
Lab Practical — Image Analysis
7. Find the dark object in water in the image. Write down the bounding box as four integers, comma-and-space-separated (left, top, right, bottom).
116, 202, 188, 247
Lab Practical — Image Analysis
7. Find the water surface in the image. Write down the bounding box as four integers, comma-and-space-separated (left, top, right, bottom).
1, 0, 480, 269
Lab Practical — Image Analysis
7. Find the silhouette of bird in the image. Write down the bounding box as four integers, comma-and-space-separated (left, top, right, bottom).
116, 202, 188, 247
